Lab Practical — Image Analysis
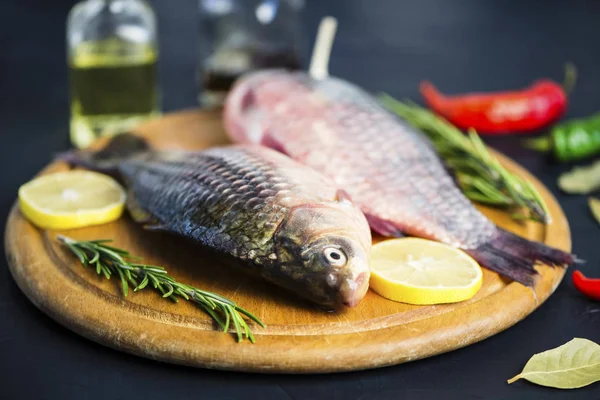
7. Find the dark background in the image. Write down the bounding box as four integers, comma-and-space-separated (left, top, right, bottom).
2, 0, 600, 399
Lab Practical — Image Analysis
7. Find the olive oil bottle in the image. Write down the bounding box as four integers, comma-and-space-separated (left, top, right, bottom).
67, 0, 159, 148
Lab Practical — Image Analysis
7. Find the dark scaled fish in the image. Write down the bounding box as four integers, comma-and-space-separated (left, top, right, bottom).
224, 70, 575, 286
66, 134, 371, 308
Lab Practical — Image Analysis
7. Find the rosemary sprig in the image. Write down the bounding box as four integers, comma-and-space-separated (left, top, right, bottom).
57, 235, 264, 342
379, 94, 550, 223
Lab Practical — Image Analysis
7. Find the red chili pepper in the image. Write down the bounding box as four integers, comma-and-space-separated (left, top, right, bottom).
420, 66, 575, 135
572, 270, 600, 301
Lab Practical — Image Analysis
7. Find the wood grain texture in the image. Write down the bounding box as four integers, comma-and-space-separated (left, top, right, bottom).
5, 110, 572, 373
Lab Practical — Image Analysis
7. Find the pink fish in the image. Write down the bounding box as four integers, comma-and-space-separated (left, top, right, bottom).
224, 70, 574, 286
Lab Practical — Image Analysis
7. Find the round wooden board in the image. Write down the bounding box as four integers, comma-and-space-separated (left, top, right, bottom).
5, 110, 571, 373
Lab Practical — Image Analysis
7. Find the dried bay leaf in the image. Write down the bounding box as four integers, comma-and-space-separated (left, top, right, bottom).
508, 338, 600, 389
558, 160, 600, 194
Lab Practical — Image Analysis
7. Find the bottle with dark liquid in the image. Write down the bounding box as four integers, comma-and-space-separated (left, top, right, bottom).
197, 0, 305, 107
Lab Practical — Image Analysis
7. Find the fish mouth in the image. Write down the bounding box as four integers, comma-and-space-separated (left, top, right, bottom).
340, 271, 369, 308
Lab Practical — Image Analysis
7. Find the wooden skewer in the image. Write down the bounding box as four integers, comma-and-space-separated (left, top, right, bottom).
308, 16, 338, 80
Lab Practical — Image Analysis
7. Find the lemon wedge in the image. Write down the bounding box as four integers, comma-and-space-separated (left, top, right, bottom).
18, 170, 126, 230
369, 238, 483, 305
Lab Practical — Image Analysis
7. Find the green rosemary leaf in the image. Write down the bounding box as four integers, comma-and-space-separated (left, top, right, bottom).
203, 304, 225, 330
68, 244, 87, 265
98, 244, 131, 256
231, 311, 243, 342
95, 260, 103, 275
176, 288, 190, 301
89, 239, 113, 244
135, 275, 149, 291
116, 267, 129, 297
162, 283, 174, 298
192, 292, 225, 327
234, 306, 266, 328
155, 281, 167, 295
117, 263, 134, 270
100, 249, 127, 264
199, 293, 218, 310
125, 269, 139, 288
510, 213, 530, 221
85, 249, 98, 265
461, 191, 509, 206
167, 294, 179, 303
101, 265, 111, 280
447, 158, 489, 176
470, 178, 513, 204
242, 318, 252, 342
196, 288, 236, 306
223, 306, 231, 333
132, 264, 167, 274
148, 273, 160, 289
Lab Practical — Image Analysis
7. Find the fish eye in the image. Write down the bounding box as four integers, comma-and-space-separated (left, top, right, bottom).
323, 247, 347, 267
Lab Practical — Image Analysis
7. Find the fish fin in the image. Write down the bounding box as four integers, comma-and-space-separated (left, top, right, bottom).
59, 133, 149, 174
125, 189, 158, 226
465, 227, 576, 286
335, 189, 353, 204
260, 130, 288, 154
364, 213, 405, 237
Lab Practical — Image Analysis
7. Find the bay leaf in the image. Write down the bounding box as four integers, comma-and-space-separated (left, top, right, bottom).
558, 160, 600, 194
589, 197, 600, 226
508, 338, 600, 389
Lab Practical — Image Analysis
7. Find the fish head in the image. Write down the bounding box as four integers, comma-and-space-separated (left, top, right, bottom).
224, 69, 317, 145
274, 193, 371, 309
225, 69, 375, 148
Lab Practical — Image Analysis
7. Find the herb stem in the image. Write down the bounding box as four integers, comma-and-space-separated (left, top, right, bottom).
57, 235, 264, 342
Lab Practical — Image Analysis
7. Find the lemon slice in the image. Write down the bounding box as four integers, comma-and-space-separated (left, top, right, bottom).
18, 171, 126, 230
369, 238, 483, 305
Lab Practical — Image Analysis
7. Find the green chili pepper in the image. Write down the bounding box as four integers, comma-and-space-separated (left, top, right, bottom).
525, 113, 600, 162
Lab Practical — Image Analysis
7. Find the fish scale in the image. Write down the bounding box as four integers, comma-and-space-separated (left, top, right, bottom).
141, 150, 288, 257
225, 70, 575, 286
68, 135, 372, 308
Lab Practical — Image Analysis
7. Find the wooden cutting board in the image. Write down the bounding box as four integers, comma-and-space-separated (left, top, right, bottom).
5, 110, 571, 373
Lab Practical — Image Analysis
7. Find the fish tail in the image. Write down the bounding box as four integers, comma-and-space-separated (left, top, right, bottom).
465, 228, 576, 286
59, 133, 150, 174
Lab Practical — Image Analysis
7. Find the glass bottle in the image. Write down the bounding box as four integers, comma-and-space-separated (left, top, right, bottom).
197, 0, 305, 107
67, 0, 160, 148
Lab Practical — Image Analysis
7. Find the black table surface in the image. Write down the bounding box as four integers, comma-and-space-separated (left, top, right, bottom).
2, 1, 600, 399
